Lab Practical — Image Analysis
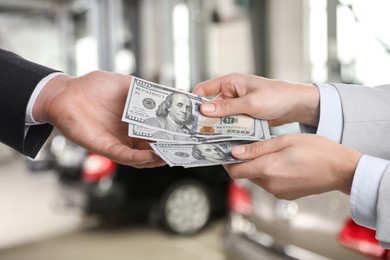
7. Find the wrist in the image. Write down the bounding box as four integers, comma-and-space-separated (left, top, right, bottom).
337, 148, 362, 194
32, 74, 71, 123
290, 83, 320, 126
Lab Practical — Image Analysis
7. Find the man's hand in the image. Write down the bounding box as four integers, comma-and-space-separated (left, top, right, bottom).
224, 134, 362, 200
33, 70, 165, 168
193, 73, 320, 127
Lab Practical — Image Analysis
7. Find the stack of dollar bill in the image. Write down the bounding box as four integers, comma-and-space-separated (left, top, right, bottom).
121, 77, 271, 168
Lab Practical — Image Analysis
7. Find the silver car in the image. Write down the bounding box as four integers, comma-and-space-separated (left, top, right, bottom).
223, 178, 389, 260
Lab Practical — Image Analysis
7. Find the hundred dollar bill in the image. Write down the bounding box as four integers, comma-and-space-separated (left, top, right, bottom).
150, 140, 253, 168
128, 123, 260, 143
122, 77, 270, 140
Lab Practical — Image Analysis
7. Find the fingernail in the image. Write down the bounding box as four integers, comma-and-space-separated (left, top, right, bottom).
233, 146, 246, 155
202, 103, 216, 113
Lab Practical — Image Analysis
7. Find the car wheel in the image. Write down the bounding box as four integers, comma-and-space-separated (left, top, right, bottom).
160, 180, 211, 235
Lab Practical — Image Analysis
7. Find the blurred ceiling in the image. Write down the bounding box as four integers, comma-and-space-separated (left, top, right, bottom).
0, 0, 73, 10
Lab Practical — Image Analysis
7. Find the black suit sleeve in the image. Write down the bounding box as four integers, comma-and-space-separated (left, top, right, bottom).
0, 48, 60, 157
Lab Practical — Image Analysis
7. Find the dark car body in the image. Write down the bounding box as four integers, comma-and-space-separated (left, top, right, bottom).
52, 137, 230, 235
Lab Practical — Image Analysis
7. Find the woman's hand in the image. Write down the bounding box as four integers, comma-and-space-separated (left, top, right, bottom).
193, 73, 320, 127
224, 134, 362, 200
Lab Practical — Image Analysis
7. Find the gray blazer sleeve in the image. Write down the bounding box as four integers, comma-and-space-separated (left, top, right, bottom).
333, 83, 390, 247
333, 83, 390, 158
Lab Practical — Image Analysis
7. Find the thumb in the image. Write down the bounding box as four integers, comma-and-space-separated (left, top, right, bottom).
231, 136, 291, 160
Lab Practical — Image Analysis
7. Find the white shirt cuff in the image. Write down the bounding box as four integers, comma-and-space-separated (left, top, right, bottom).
25, 72, 63, 125
315, 83, 343, 143
350, 154, 389, 229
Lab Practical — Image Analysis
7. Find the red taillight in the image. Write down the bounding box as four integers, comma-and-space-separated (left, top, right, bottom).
338, 218, 390, 259
82, 154, 116, 182
228, 180, 253, 215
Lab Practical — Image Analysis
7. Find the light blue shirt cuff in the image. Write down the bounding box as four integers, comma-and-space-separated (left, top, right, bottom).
315, 83, 343, 143
350, 155, 389, 229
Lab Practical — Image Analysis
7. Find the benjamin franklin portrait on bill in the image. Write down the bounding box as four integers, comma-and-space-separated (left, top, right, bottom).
144, 92, 197, 141
191, 143, 236, 163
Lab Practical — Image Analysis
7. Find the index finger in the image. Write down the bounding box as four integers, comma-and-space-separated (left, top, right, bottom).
193, 77, 223, 97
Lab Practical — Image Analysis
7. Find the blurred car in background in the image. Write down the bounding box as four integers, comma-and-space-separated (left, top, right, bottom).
50, 135, 87, 178
24, 131, 60, 172
224, 179, 390, 260
51, 136, 230, 235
